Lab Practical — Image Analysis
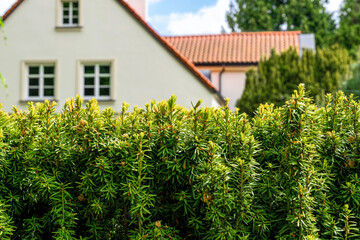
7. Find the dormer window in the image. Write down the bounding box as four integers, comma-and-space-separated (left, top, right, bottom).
56, 0, 82, 30
62, 1, 79, 26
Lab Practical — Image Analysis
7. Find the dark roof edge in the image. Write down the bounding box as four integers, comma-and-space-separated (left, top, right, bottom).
2, 0, 24, 21
163, 30, 302, 38
195, 62, 259, 67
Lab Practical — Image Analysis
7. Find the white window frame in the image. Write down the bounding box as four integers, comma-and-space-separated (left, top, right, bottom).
21, 61, 58, 101
77, 60, 116, 101
56, 0, 82, 28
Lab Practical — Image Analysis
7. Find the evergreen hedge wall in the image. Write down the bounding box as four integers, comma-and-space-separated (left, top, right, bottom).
1, 85, 360, 239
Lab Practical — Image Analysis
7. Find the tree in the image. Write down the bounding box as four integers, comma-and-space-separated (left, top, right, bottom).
342, 48, 360, 97
237, 46, 352, 115
226, 0, 336, 47
336, 0, 360, 56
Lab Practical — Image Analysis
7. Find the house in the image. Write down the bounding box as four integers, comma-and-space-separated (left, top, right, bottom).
165, 32, 316, 109
0, 0, 223, 113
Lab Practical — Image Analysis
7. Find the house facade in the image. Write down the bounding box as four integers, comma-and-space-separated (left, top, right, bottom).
165, 32, 316, 109
0, 0, 222, 112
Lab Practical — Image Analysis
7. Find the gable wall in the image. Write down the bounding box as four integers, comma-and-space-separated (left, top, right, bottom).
197, 65, 254, 109
0, 0, 218, 112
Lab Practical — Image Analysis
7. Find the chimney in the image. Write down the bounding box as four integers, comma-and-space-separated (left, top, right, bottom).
299, 33, 316, 56
125, 0, 147, 20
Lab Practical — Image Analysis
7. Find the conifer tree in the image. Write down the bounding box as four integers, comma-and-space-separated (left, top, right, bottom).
237, 46, 351, 115
336, 0, 360, 56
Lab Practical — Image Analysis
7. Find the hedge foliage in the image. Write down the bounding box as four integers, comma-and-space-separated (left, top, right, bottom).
1, 85, 360, 239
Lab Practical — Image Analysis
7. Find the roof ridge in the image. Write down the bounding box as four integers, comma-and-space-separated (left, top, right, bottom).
163, 31, 302, 39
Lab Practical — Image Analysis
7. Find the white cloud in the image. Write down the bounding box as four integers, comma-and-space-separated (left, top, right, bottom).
166, 0, 231, 35
0, 0, 16, 16
326, 0, 342, 13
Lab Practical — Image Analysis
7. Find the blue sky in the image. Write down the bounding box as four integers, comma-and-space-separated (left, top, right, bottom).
1, 0, 343, 36
148, 0, 218, 15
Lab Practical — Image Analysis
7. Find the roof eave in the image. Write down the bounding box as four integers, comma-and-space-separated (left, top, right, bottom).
2, 0, 24, 22
195, 62, 259, 67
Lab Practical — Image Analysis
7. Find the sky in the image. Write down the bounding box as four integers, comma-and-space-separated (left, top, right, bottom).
0, 0, 344, 36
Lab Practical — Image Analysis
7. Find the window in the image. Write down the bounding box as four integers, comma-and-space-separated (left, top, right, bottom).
62, 1, 79, 26
200, 69, 211, 81
57, 0, 82, 28
26, 64, 56, 100
82, 64, 112, 100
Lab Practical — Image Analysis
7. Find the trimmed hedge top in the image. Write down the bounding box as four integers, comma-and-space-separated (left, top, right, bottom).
0, 85, 360, 239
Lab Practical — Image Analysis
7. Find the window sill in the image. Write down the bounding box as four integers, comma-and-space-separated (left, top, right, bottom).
20, 99, 58, 103
84, 99, 115, 103
55, 26, 83, 32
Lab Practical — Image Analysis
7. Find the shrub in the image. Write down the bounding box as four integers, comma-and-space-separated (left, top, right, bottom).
0, 86, 360, 239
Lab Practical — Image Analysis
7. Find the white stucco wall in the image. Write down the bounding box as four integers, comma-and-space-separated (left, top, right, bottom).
210, 71, 220, 90
197, 67, 247, 110
0, 0, 218, 112
221, 72, 246, 110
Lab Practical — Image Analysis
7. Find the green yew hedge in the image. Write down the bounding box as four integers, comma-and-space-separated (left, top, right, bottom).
0, 84, 360, 239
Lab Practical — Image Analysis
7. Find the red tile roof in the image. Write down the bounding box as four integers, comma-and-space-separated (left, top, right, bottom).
164, 31, 301, 65
2, 0, 220, 99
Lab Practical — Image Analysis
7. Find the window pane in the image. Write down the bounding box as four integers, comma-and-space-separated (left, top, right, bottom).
63, 10, 69, 16
84, 77, 94, 85
100, 65, 110, 74
73, 2, 78, 8
44, 78, 54, 86
63, 2, 70, 8
29, 89, 39, 97
73, 18, 79, 24
100, 77, 110, 86
100, 88, 110, 96
29, 66, 39, 75
84, 66, 95, 74
84, 88, 94, 96
29, 78, 39, 86
73, 10, 79, 16
63, 18, 69, 24
44, 66, 54, 74
44, 88, 54, 97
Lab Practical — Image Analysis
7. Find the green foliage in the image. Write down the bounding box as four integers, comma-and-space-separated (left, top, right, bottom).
237, 46, 351, 116
253, 85, 323, 239
1, 87, 360, 239
343, 50, 360, 98
0, 96, 257, 239
0, 201, 14, 239
251, 85, 360, 239
336, 0, 360, 56
226, 0, 336, 47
